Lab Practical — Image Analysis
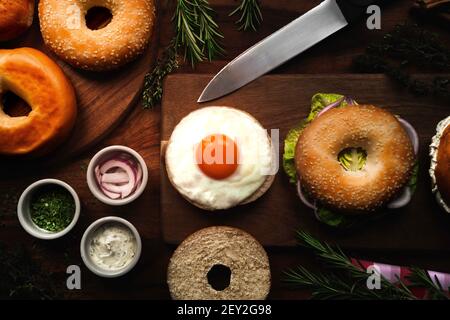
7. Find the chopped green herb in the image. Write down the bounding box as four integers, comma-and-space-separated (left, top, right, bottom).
30, 186, 75, 232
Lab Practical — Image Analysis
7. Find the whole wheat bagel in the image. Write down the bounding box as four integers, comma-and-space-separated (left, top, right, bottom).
295, 105, 415, 213
0, 48, 77, 156
39, 0, 156, 71
167, 226, 271, 300
0, 0, 34, 42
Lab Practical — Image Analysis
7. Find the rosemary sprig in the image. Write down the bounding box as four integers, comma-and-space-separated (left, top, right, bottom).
284, 266, 385, 300
230, 0, 263, 31
293, 230, 417, 300
174, 0, 224, 66
407, 267, 449, 300
142, 0, 225, 107
142, 42, 179, 108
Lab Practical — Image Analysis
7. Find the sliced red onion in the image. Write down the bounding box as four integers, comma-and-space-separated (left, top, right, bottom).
95, 165, 102, 184
132, 165, 143, 194
95, 155, 141, 200
387, 187, 411, 209
101, 171, 129, 184
100, 186, 121, 200
317, 97, 345, 118
345, 97, 357, 105
296, 180, 316, 209
398, 118, 419, 155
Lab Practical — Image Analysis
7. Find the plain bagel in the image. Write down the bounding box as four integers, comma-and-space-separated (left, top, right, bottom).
295, 105, 415, 213
39, 0, 156, 71
0, 48, 77, 156
430, 116, 450, 213
436, 124, 450, 206
167, 226, 271, 300
0, 0, 34, 42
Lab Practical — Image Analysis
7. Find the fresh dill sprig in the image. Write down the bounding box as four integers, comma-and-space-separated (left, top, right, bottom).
142, 42, 179, 109
174, 0, 224, 66
230, 0, 263, 31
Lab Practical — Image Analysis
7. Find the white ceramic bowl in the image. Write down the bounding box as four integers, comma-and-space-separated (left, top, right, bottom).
80, 216, 142, 278
17, 179, 80, 240
86, 145, 148, 206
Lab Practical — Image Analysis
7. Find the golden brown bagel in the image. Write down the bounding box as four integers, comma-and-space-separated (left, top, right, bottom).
295, 105, 415, 213
0, 0, 34, 41
0, 48, 77, 156
167, 226, 271, 300
39, 0, 156, 71
435, 124, 450, 206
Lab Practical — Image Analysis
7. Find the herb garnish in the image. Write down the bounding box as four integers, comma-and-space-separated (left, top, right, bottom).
230, 0, 263, 31
175, 0, 225, 66
0, 244, 61, 300
30, 186, 75, 232
284, 230, 450, 300
143, 42, 179, 109
353, 24, 450, 99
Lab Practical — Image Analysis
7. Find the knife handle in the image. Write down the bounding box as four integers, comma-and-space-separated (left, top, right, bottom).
336, 0, 379, 23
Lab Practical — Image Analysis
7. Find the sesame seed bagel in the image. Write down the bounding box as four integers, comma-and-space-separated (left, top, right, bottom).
0, 48, 77, 156
295, 105, 415, 213
167, 226, 271, 300
38, 0, 156, 71
0, 0, 34, 42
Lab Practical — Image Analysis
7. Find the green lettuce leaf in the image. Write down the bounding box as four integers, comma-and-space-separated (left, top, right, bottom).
315, 207, 351, 228
283, 124, 305, 184
307, 93, 346, 122
408, 161, 419, 194
283, 93, 348, 184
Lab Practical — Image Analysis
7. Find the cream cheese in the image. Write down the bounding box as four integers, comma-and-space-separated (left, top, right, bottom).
429, 116, 450, 214
89, 223, 137, 271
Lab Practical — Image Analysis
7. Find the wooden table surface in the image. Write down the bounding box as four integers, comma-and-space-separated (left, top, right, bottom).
1, 0, 450, 300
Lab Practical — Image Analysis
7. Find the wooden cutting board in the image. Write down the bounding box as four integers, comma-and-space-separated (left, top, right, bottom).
0, 2, 158, 163
161, 74, 450, 251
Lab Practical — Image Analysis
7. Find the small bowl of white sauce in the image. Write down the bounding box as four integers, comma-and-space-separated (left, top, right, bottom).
80, 216, 142, 278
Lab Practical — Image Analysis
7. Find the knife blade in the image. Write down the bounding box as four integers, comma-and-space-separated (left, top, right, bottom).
198, 0, 375, 103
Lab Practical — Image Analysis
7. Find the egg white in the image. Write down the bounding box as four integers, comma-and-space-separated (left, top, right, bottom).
165, 107, 273, 210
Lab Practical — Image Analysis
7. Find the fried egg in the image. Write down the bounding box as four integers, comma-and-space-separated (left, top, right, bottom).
165, 106, 274, 210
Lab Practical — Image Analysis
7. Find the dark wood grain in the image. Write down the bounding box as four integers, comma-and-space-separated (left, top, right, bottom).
1, 0, 450, 300
161, 74, 450, 250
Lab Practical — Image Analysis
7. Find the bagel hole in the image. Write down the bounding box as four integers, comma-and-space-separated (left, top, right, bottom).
1, 91, 31, 117
338, 147, 368, 171
86, 7, 112, 30
207, 264, 231, 291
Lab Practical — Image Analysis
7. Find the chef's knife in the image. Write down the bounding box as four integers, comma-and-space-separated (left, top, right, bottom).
198, 0, 377, 103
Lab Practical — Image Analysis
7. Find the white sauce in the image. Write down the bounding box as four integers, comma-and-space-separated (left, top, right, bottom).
89, 223, 137, 271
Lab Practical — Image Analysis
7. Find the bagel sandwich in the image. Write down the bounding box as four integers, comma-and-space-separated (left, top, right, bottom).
165, 106, 276, 211
283, 93, 419, 227
430, 116, 450, 214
